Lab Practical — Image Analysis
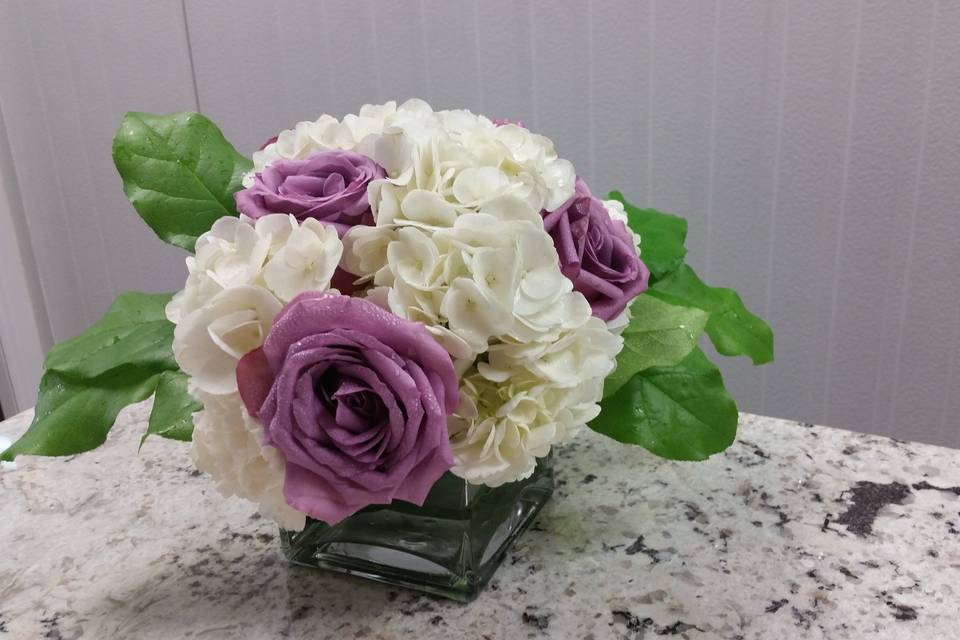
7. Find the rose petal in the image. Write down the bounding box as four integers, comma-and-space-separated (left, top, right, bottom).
236, 347, 272, 417
540, 177, 649, 320
253, 292, 459, 524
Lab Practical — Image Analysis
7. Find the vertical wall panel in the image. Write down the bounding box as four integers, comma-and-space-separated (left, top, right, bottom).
417, 1, 481, 110
527, 1, 593, 180
370, 3, 431, 107
12, 2, 116, 328
0, 2, 85, 341
185, 0, 289, 155
946, 302, 960, 442
0, 0, 197, 342
185, 0, 469, 154
318, 1, 386, 111
2, 0, 960, 446
822, 0, 934, 435
472, 1, 535, 124
760, 2, 861, 428
891, 2, 960, 443
0, 106, 49, 412
702, 0, 786, 409
646, 0, 717, 274
47, 2, 195, 304
586, 0, 651, 199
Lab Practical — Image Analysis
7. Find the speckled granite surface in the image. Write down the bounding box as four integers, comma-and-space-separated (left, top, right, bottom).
2, 403, 959, 639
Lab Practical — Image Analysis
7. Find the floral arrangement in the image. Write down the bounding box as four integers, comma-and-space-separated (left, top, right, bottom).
2, 101, 772, 532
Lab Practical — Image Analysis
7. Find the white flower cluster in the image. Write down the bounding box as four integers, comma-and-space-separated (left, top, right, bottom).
172, 100, 633, 526
450, 315, 622, 485
603, 197, 642, 247
167, 214, 342, 524
190, 388, 306, 530
250, 99, 576, 216
253, 100, 622, 485
354, 211, 623, 485
168, 214, 342, 395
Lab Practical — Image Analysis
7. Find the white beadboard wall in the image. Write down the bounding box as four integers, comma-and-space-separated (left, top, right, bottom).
0, 0, 958, 446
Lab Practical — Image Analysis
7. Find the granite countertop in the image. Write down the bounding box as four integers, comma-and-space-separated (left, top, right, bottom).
1, 403, 958, 639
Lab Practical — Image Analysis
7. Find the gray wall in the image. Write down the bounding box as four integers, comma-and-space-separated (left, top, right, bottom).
1, 0, 958, 446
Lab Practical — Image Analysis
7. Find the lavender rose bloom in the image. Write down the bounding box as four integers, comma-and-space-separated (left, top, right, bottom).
235, 150, 385, 236
236, 292, 458, 524
542, 178, 649, 321
492, 117, 525, 128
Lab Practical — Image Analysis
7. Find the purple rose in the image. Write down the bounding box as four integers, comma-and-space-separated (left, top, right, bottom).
542, 178, 649, 321
492, 117, 526, 128
234, 150, 385, 236
236, 292, 458, 524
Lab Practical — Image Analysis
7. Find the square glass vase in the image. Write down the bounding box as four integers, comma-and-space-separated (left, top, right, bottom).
279, 454, 553, 602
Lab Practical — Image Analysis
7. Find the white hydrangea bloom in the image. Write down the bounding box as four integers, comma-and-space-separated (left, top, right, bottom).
248, 99, 428, 187
166, 214, 344, 322
173, 285, 282, 395
190, 388, 306, 531
165, 216, 271, 324
262, 218, 342, 302
168, 216, 345, 525
168, 214, 345, 395
447, 317, 621, 485
358, 209, 583, 360
435, 111, 575, 211
448, 368, 609, 487
249, 100, 576, 217
603, 198, 642, 248
369, 121, 574, 221
607, 305, 632, 335
186, 101, 638, 490
340, 224, 396, 284
480, 316, 622, 388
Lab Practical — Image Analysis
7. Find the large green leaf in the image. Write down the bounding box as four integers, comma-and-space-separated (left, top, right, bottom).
44, 292, 175, 379
607, 191, 687, 282
142, 370, 200, 446
1, 368, 160, 461
1, 290, 183, 462
649, 265, 774, 365
603, 294, 708, 399
113, 111, 252, 252
590, 348, 738, 460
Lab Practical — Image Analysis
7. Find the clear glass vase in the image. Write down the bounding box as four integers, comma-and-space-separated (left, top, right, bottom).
279, 454, 554, 602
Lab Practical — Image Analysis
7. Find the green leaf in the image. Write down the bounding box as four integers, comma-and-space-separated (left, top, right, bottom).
142, 371, 200, 447
1, 290, 185, 462
113, 111, 252, 252
607, 191, 688, 282
649, 265, 774, 365
603, 294, 708, 399
44, 292, 175, 379
1, 368, 161, 461
590, 348, 738, 460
